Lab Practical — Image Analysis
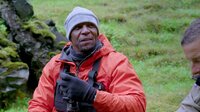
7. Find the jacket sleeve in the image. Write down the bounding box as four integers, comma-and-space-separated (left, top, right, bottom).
177, 84, 200, 112
28, 57, 58, 112
93, 55, 146, 112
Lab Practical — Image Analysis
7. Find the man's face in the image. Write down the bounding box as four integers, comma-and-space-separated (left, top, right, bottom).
183, 38, 200, 79
70, 22, 98, 54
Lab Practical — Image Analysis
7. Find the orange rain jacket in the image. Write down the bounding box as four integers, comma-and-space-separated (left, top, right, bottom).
28, 34, 146, 112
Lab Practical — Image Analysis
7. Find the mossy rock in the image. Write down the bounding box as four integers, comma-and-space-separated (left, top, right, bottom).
0, 37, 19, 62
22, 20, 56, 41
0, 47, 19, 59
1, 62, 28, 75
54, 41, 66, 50
0, 61, 29, 108
0, 19, 7, 35
0, 36, 17, 48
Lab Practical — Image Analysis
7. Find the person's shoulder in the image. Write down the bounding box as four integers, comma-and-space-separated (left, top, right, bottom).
108, 51, 128, 59
51, 53, 61, 61
46, 53, 62, 65
43, 53, 62, 70
103, 51, 129, 64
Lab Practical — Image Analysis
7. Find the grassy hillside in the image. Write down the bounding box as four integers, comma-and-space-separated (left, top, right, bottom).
2, 0, 200, 112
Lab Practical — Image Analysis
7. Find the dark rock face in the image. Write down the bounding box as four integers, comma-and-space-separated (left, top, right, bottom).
45, 19, 67, 43
0, 0, 65, 108
11, 0, 34, 21
0, 0, 48, 90
0, 31, 29, 108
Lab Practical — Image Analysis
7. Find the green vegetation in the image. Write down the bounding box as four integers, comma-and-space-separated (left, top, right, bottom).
0, 97, 30, 112
0, 19, 7, 36
2, 0, 200, 111
22, 20, 56, 40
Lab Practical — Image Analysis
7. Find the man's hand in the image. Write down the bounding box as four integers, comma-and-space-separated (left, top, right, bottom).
58, 71, 97, 103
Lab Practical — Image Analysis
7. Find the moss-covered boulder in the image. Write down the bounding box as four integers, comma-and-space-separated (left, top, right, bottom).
0, 21, 29, 108
0, 0, 65, 90
11, 0, 34, 21
0, 0, 66, 108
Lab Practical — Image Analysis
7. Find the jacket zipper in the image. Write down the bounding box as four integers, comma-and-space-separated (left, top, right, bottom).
74, 46, 98, 77
75, 65, 80, 77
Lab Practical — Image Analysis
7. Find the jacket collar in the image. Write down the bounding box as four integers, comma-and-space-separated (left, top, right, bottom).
57, 34, 115, 65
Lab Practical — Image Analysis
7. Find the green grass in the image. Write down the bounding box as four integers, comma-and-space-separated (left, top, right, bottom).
0, 97, 30, 112
2, 0, 200, 111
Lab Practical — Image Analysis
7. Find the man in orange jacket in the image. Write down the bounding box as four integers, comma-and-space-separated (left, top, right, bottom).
28, 6, 146, 112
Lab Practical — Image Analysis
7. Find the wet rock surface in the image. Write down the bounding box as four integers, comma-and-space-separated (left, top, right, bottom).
0, 0, 65, 108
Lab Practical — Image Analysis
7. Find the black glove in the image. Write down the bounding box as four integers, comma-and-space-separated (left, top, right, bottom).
196, 76, 200, 86
58, 71, 97, 103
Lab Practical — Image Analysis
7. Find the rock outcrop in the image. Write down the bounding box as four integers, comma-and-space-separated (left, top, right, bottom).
0, 0, 65, 108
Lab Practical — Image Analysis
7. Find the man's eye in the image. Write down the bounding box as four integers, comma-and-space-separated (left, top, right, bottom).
88, 25, 95, 28
196, 60, 200, 63
192, 59, 200, 63
74, 26, 82, 30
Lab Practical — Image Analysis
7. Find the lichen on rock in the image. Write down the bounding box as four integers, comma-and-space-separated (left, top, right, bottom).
0, 17, 29, 108
22, 20, 56, 41
0, 0, 66, 108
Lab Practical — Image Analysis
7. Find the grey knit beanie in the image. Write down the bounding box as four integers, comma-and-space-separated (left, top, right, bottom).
64, 6, 99, 41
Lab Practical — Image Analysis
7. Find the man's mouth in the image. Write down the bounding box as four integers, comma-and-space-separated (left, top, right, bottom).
79, 38, 93, 43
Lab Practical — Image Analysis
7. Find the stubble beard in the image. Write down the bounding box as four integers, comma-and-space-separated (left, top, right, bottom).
78, 42, 96, 54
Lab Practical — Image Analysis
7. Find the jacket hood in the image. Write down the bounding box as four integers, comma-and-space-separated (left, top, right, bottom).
91, 34, 115, 60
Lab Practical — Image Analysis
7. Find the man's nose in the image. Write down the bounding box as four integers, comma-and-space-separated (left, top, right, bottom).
81, 25, 90, 34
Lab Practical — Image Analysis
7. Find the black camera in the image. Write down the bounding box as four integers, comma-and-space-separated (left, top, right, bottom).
63, 96, 79, 112
62, 72, 79, 112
